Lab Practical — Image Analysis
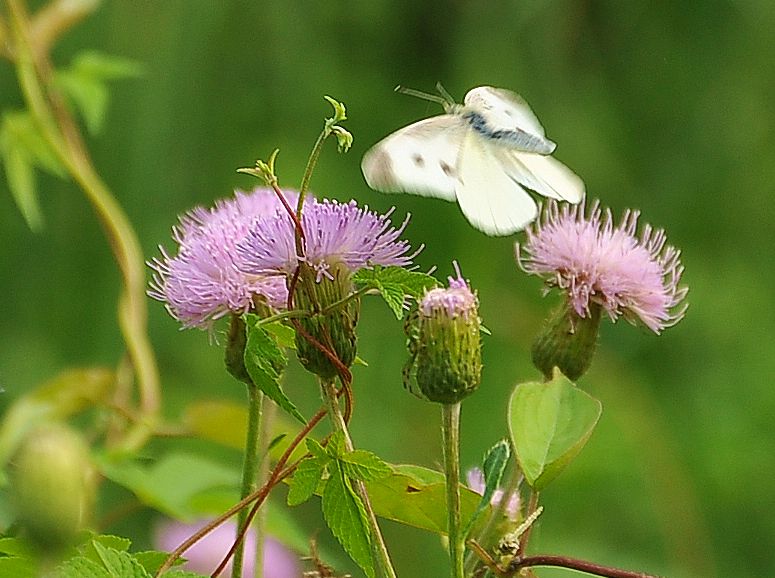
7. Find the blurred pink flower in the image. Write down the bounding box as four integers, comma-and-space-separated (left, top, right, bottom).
154, 519, 300, 578
466, 468, 519, 522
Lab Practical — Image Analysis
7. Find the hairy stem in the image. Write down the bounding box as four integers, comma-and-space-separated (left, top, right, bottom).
320, 378, 397, 578
442, 402, 465, 578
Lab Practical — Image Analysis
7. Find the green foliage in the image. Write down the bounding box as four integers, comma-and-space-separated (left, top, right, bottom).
243, 314, 305, 424
463, 439, 510, 537
354, 266, 438, 319
286, 433, 391, 577
54, 51, 143, 136
508, 371, 602, 490
0, 110, 66, 231
0, 368, 114, 470
97, 452, 239, 519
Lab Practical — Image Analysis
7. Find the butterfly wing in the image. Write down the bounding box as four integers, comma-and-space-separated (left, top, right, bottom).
464, 86, 551, 145
361, 115, 467, 201
454, 129, 538, 236
496, 149, 585, 203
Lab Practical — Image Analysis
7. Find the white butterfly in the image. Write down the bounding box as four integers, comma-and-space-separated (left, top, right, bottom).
361, 85, 585, 236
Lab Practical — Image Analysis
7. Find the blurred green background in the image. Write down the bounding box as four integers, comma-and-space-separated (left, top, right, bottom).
2, 1, 774, 577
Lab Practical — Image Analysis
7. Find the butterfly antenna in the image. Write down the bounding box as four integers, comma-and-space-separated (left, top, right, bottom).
434, 82, 456, 105
394, 85, 449, 109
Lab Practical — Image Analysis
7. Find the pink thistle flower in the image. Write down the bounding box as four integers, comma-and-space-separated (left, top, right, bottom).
154, 518, 300, 578
419, 262, 478, 320
517, 200, 687, 334
148, 188, 298, 329
236, 198, 418, 282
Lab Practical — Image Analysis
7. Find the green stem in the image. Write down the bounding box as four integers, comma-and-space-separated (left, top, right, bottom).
319, 378, 397, 578
442, 402, 465, 578
8, 0, 160, 451
233, 384, 264, 578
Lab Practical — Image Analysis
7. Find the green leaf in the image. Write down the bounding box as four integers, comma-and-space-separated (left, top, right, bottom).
161, 571, 207, 578
287, 458, 327, 506
508, 371, 602, 490
0, 557, 36, 578
97, 452, 239, 519
262, 320, 297, 349
339, 450, 392, 482
322, 462, 374, 578
306, 437, 329, 459
325, 431, 347, 458
353, 266, 438, 319
364, 465, 486, 535
54, 51, 143, 135
55, 556, 110, 578
92, 541, 152, 578
132, 551, 174, 575
243, 317, 305, 424
463, 439, 510, 537
0, 368, 114, 468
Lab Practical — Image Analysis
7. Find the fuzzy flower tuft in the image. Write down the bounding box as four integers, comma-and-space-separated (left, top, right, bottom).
236, 198, 418, 282
518, 200, 687, 334
148, 188, 297, 329
420, 262, 478, 320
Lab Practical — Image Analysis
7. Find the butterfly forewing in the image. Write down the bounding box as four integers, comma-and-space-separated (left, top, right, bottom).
361, 115, 466, 201
463, 86, 548, 140
497, 150, 585, 204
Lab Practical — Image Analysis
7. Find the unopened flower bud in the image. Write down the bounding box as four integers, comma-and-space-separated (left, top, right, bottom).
293, 262, 359, 379
10, 424, 95, 553
404, 266, 481, 404
531, 300, 602, 381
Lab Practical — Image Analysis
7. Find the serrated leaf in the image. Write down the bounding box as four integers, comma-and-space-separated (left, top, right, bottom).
243, 318, 305, 424
262, 320, 297, 350
306, 437, 328, 459
83, 535, 132, 561
132, 551, 174, 575
160, 571, 207, 578
287, 458, 327, 506
354, 266, 438, 319
92, 541, 152, 578
463, 439, 510, 537
325, 431, 346, 458
322, 462, 374, 578
55, 556, 110, 578
340, 450, 392, 482
508, 371, 602, 490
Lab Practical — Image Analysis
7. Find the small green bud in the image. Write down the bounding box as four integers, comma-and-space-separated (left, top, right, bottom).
9, 424, 95, 553
293, 262, 359, 379
404, 267, 482, 404
531, 300, 602, 381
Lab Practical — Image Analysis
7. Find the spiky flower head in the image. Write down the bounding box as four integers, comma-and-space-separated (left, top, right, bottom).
518, 200, 688, 380
148, 188, 297, 330
404, 264, 482, 404
237, 198, 417, 379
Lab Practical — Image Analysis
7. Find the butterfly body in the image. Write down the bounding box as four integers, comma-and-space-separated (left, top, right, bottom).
361, 85, 584, 236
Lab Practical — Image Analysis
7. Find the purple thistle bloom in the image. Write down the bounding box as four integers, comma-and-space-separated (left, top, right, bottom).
154, 518, 300, 578
237, 198, 417, 282
148, 188, 298, 329
466, 467, 520, 522
517, 200, 687, 334
420, 262, 477, 320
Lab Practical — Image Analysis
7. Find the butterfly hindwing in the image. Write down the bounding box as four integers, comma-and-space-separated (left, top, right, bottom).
496, 149, 586, 204
361, 115, 466, 201
454, 129, 538, 236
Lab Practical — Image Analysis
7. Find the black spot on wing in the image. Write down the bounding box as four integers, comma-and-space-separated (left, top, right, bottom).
412, 153, 425, 167
439, 161, 455, 177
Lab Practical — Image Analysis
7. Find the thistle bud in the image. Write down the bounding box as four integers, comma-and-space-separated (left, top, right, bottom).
404, 266, 481, 404
293, 262, 359, 379
531, 300, 602, 381
10, 424, 95, 553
